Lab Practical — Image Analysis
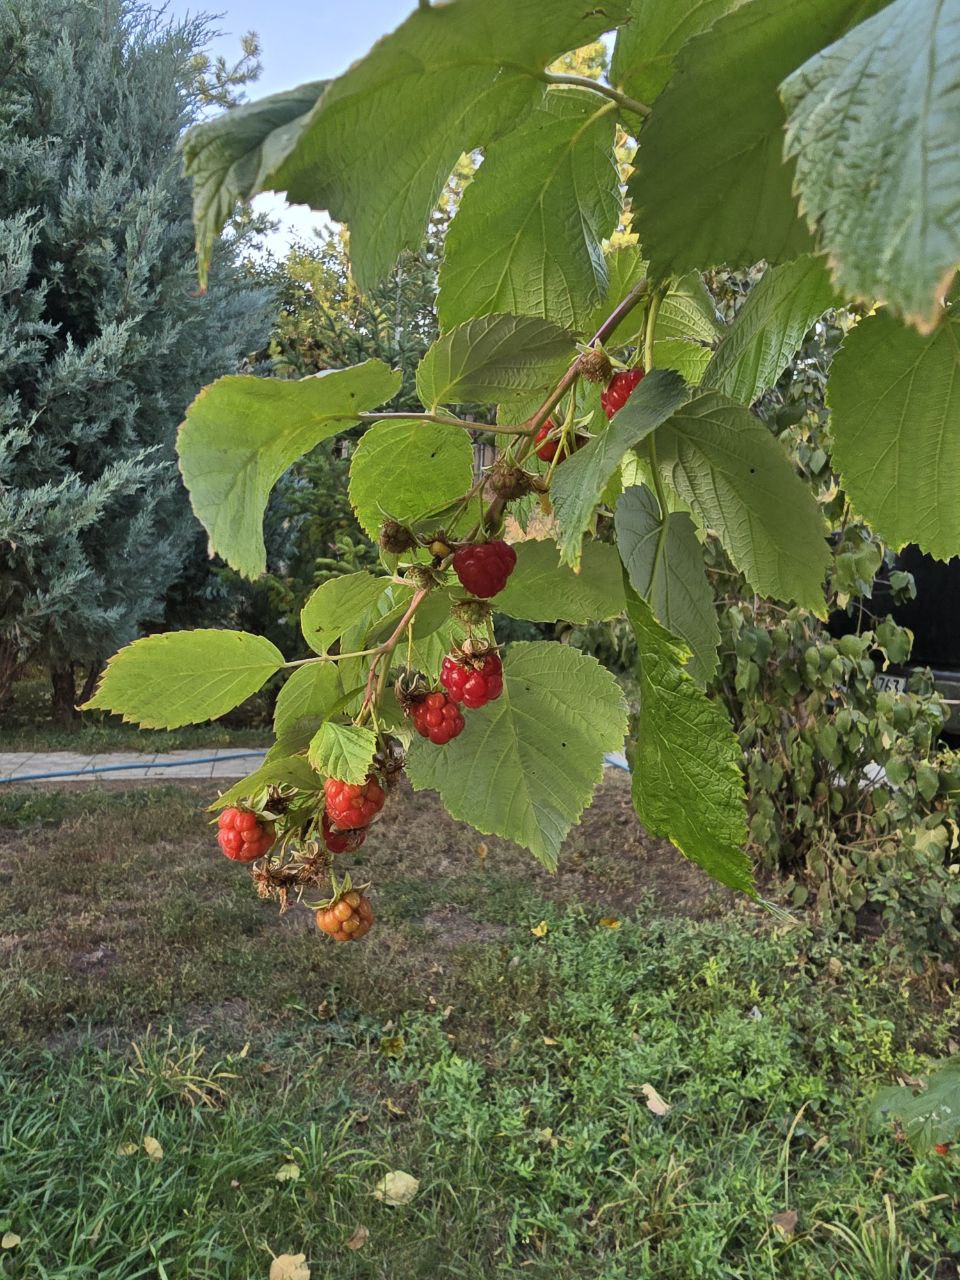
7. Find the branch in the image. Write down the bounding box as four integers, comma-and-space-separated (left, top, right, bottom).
542, 72, 650, 120
360, 586, 429, 715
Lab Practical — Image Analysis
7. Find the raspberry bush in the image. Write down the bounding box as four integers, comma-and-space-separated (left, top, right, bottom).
84, 0, 960, 938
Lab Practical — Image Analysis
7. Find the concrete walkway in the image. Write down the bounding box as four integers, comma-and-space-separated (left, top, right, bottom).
0, 747, 267, 784
0, 749, 631, 785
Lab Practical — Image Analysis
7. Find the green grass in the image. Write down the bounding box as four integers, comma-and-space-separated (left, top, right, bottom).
1, 787, 958, 1278
0, 670, 270, 752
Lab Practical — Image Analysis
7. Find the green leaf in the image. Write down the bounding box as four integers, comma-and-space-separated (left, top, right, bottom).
873, 1058, 960, 1153
301, 572, 389, 655
583, 245, 649, 345
653, 272, 724, 384
416, 314, 575, 409
625, 583, 753, 893
782, 0, 960, 333
212, 757, 324, 810
652, 390, 829, 613
83, 630, 284, 730
494, 540, 625, 622
182, 81, 326, 290
630, 0, 885, 278
551, 369, 689, 568
615, 485, 719, 684
406, 642, 627, 869
611, 0, 743, 104
273, 663, 342, 735
438, 87, 620, 331
348, 420, 473, 539
308, 722, 377, 784
702, 255, 838, 402
178, 361, 401, 579
827, 309, 960, 561
266, 0, 631, 290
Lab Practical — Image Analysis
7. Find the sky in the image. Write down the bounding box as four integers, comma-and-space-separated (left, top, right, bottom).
169, 0, 416, 249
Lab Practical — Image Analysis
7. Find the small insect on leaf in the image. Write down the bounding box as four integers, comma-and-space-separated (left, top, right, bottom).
530, 920, 549, 938
142, 1135, 163, 1160
374, 1170, 419, 1206
269, 1253, 310, 1280
641, 1084, 670, 1116
275, 1162, 301, 1182
345, 1225, 369, 1251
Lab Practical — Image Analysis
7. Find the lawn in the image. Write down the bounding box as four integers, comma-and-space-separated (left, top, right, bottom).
1, 780, 958, 1278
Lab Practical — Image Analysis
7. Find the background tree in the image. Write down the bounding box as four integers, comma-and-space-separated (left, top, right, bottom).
0, 0, 270, 721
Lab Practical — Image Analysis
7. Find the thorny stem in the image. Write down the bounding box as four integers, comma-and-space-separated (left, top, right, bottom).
542, 72, 650, 120
643, 285, 670, 519
356, 410, 529, 437
358, 586, 429, 719
283, 647, 380, 669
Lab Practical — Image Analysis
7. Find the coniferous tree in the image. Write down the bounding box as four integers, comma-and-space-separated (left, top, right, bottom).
0, 0, 269, 721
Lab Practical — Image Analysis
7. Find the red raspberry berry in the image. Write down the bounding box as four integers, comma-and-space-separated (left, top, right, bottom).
316, 890, 374, 942
216, 806, 276, 862
324, 775, 386, 830
934, 1142, 951, 1156
601, 367, 645, 419
440, 651, 504, 709
321, 811, 368, 854
452, 540, 517, 598
534, 418, 587, 464
412, 690, 465, 744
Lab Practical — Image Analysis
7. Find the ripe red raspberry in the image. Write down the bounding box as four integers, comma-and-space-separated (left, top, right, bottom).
412, 690, 465, 744
934, 1142, 951, 1156
440, 651, 503, 709
316, 890, 374, 942
601, 367, 645, 419
452, 540, 517, 598
321, 810, 368, 854
534, 418, 587, 464
217, 807, 276, 862
324, 775, 385, 830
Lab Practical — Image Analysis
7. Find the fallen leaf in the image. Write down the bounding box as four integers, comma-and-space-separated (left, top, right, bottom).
475, 842, 488, 859
598, 918, 621, 929
383, 1097, 406, 1117
374, 1170, 419, 1206
771, 1209, 798, 1239
542, 1036, 560, 1046
812, 1135, 829, 1152
269, 1253, 310, 1280
230, 1179, 241, 1188
116, 1142, 139, 1156
530, 920, 549, 938
345, 1225, 369, 1251
275, 1162, 300, 1182
380, 1035, 405, 1058
142, 1136, 163, 1161
826, 956, 843, 977
641, 1084, 670, 1116
1, 1234, 21, 1249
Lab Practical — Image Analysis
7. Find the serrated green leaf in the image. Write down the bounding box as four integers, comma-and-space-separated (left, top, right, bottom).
653, 272, 724, 383
183, 81, 326, 290
873, 1057, 960, 1153
266, 0, 631, 290
406, 642, 627, 868
300, 572, 390, 656
212, 757, 324, 810
494, 540, 625, 622
630, 0, 885, 278
438, 87, 620, 331
416, 314, 575, 408
308, 722, 377, 784
625, 583, 753, 893
349, 421, 474, 538
702, 255, 838, 403
551, 369, 689, 568
273, 663, 343, 736
652, 390, 829, 613
782, 0, 960, 333
83, 630, 284, 730
611, 0, 744, 104
615, 485, 719, 684
178, 361, 401, 579
827, 309, 960, 561
583, 245, 649, 345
